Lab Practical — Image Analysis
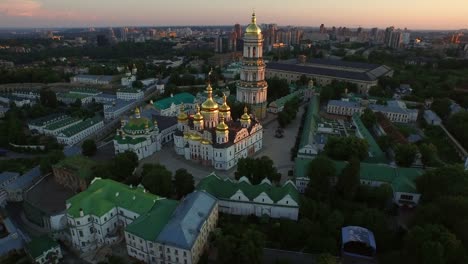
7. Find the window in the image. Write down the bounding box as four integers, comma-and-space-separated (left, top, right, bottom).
79, 231, 83, 237
400, 194, 413, 201
175, 249, 178, 255
81, 242, 85, 247
77, 221, 80, 225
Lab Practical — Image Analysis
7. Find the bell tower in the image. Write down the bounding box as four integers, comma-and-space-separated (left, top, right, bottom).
236, 12, 268, 119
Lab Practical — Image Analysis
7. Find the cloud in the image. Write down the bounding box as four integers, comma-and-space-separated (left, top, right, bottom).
0, 0, 42, 17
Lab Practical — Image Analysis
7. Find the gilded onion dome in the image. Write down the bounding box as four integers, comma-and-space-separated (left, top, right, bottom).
216, 115, 229, 132
193, 104, 204, 123
201, 84, 219, 112
219, 94, 230, 113
241, 106, 251, 121
190, 133, 202, 141
201, 138, 211, 145
177, 104, 188, 122
245, 12, 261, 35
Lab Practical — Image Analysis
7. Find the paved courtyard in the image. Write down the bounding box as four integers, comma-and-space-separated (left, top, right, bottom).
139, 104, 306, 184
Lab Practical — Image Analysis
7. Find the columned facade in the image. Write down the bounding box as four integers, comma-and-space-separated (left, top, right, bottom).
236, 12, 268, 119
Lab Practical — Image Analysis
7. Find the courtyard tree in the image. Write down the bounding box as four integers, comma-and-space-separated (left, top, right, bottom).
317, 253, 338, 264
82, 139, 97, 157
39, 149, 65, 174
324, 136, 369, 161
415, 165, 468, 203
141, 163, 172, 197
361, 108, 377, 129
216, 228, 265, 264
109, 151, 138, 182
336, 158, 361, 200
39, 88, 58, 108
305, 156, 336, 201
418, 143, 438, 168
235, 156, 281, 184
394, 144, 418, 167
431, 98, 452, 120
174, 168, 195, 198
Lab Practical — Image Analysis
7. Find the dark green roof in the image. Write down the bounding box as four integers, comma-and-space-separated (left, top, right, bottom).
300, 96, 319, 148
153, 92, 195, 110
53, 155, 97, 180
352, 113, 387, 163
196, 173, 299, 205
60, 117, 103, 137
26, 236, 59, 259
269, 91, 301, 108
114, 135, 147, 145
294, 158, 423, 193
67, 178, 162, 218
125, 199, 179, 241
44, 116, 81, 131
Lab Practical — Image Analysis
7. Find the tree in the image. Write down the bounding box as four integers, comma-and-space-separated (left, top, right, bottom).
305, 156, 336, 201
415, 165, 468, 203
82, 139, 97, 157
132, 80, 143, 88
109, 151, 138, 182
403, 225, 467, 264
216, 228, 265, 264
316, 253, 338, 264
447, 111, 468, 150
418, 143, 438, 168
39, 88, 58, 108
394, 144, 418, 167
266, 77, 289, 102
377, 135, 392, 151
361, 108, 377, 129
39, 150, 65, 174
174, 168, 194, 198
141, 163, 172, 197
431, 98, 452, 120
336, 158, 360, 200
235, 156, 281, 184
324, 136, 369, 161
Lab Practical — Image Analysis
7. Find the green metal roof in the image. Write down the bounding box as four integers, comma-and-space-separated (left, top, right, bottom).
352, 113, 387, 164
53, 155, 97, 180
124, 117, 153, 131
196, 173, 299, 205
44, 116, 81, 131
67, 178, 162, 218
59, 117, 103, 137
294, 158, 423, 193
153, 92, 195, 110
26, 235, 59, 259
269, 91, 301, 109
125, 199, 179, 241
299, 96, 319, 148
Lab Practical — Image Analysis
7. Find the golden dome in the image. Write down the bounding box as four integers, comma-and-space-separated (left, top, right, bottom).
216, 116, 229, 132
193, 105, 204, 122
219, 94, 231, 112
135, 107, 140, 114
183, 133, 189, 139
241, 106, 251, 121
201, 138, 212, 145
201, 84, 219, 112
245, 12, 261, 35
144, 120, 149, 129
190, 133, 202, 141
177, 104, 188, 121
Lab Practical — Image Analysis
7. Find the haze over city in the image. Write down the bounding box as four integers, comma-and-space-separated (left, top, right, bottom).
0, 0, 467, 29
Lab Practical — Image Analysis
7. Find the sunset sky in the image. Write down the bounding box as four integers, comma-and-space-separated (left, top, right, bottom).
0, 0, 467, 29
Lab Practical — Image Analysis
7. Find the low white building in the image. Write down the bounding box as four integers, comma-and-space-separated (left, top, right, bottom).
125, 191, 218, 264
28, 114, 70, 134
26, 236, 63, 264
66, 178, 218, 264
327, 99, 418, 123
103, 99, 136, 120
0, 95, 33, 107
153, 92, 196, 116
197, 173, 300, 220
71, 75, 114, 85
56, 117, 104, 146
114, 107, 177, 160
294, 158, 423, 207
117, 88, 144, 101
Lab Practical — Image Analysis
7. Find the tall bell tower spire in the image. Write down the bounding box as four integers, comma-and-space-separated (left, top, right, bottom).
236, 12, 268, 119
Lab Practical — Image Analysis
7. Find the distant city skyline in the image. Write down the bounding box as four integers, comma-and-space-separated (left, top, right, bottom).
0, 0, 467, 30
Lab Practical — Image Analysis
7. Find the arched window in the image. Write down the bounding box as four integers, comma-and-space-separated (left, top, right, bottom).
253, 47, 257, 57
247, 47, 251, 57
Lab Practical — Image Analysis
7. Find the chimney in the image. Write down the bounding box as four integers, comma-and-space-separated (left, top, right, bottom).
79, 208, 84, 217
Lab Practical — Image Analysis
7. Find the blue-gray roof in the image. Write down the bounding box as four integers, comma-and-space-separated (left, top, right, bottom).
267, 61, 391, 82
5, 166, 41, 190
104, 99, 134, 113
95, 93, 117, 100
0, 218, 25, 255
328, 100, 362, 109
342, 226, 376, 251
0, 172, 19, 185
156, 191, 217, 250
